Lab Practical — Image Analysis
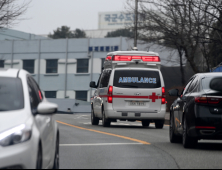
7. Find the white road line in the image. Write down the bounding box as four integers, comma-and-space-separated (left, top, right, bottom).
60, 143, 143, 146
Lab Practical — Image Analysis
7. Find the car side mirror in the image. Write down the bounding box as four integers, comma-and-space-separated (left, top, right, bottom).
210, 78, 222, 91
168, 89, 179, 97
90, 81, 97, 88
37, 102, 58, 115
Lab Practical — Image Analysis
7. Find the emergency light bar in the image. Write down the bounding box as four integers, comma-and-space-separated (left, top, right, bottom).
106, 55, 161, 62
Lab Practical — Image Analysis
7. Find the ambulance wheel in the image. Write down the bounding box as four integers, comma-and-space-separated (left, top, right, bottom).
155, 120, 164, 129
142, 120, 150, 127
102, 109, 110, 127
91, 108, 99, 125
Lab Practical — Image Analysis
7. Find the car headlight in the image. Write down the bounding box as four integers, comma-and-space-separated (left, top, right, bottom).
0, 119, 32, 147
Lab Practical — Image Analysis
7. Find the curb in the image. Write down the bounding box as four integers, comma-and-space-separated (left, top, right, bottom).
165, 119, 170, 125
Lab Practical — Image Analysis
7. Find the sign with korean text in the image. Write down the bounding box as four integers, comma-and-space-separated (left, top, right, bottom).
99, 12, 135, 29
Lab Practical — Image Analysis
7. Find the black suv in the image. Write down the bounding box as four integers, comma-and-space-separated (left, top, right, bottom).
168, 73, 222, 148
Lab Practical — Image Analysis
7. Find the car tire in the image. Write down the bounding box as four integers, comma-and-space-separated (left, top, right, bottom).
102, 109, 110, 127
170, 113, 182, 143
142, 120, 150, 127
183, 117, 198, 148
53, 133, 59, 169
155, 120, 164, 129
91, 108, 99, 125
36, 144, 42, 169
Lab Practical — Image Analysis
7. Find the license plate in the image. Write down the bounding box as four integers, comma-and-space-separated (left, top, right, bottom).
129, 102, 146, 106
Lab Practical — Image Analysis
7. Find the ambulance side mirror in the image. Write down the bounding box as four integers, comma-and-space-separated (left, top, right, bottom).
90, 81, 97, 88
168, 89, 179, 97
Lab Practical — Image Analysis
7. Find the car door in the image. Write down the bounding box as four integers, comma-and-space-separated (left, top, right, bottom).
94, 74, 102, 116
27, 76, 53, 168
97, 69, 112, 117
177, 77, 196, 133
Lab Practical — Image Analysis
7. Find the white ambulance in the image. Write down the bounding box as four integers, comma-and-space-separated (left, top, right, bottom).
90, 51, 166, 128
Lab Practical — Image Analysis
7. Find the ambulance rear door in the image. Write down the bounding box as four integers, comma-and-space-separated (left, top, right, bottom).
112, 68, 163, 113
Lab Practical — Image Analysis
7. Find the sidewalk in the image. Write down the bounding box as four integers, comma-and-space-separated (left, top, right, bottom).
165, 112, 170, 125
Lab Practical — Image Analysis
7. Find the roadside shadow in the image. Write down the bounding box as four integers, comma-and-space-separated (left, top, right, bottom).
196, 142, 222, 151
107, 125, 156, 129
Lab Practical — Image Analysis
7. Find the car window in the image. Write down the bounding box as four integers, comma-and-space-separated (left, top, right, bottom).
188, 77, 199, 93
183, 77, 195, 95
99, 69, 112, 88
27, 76, 41, 114
113, 70, 161, 89
0, 77, 24, 112
29, 77, 43, 101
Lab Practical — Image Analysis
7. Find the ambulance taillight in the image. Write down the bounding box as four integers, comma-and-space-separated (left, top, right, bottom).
108, 86, 113, 103
106, 56, 112, 61
112, 55, 161, 62
162, 87, 166, 104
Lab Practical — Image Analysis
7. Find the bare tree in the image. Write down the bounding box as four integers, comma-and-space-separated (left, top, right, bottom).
192, 0, 222, 34
0, 0, 30, 28
126, 0, 216, 73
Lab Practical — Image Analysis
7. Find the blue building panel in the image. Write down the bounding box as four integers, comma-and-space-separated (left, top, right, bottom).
213, 66, 222, 72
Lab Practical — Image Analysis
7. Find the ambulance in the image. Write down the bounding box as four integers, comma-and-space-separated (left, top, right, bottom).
90, 50, 166, 128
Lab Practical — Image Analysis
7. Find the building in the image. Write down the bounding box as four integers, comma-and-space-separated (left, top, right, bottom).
85, 11, 135, 38
0, 36, 194, 104
0, 28, 49, 40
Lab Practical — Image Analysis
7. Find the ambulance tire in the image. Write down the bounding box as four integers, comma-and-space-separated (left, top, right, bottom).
142, 120, 150, 127
155, 120, 164, 129
102, 109, 111, 127
91, 108, 99, 125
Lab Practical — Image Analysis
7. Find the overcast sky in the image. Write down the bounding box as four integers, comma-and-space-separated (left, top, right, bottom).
13, 0, 127, 35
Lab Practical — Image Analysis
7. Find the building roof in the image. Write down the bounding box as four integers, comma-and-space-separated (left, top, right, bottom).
0, 28, 50, 40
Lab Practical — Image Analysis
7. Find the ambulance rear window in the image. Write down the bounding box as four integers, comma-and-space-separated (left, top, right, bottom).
113, 70, 161, 89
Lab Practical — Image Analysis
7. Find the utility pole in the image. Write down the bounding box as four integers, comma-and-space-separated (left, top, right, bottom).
134, 0, 138, 48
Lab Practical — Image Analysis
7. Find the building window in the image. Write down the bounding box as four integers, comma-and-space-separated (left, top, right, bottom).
23, 60, 34, 73
106, 46, 110, 52
89, 47, 93, 52
95, 47, 99, 51
46, 59, 58, 74
114, 46, 119, 51
101, 58, 105, 71
0, 60, 4, 68
76, 91, 87, 101
77, 59, 89, 73
100, 47, 104, 51
45, 91, 57, 98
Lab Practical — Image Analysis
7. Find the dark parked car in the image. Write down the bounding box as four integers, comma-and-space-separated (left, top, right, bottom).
168, 73, 222, 148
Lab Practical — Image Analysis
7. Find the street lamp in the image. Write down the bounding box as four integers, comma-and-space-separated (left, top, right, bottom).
134, 0, 138, 48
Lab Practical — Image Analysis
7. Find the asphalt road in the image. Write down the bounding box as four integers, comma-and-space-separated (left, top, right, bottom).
56, 113, 222, 169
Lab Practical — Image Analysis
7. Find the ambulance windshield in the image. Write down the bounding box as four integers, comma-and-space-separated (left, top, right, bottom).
113, 70, 161, 89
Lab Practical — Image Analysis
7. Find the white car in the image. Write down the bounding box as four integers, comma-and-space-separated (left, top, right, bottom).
0, 68, 59, 169
90, 51, 166, 128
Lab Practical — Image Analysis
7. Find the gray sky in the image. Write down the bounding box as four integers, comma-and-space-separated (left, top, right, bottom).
13, 0, 127, 35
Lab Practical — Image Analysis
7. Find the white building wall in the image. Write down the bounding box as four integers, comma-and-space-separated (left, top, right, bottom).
93, 58, 102, 73
67, 91, 75, 99
67, 60, 77, 74
40, 59, 46, 74
57, 91, 64, 99
34, 59, 38, 74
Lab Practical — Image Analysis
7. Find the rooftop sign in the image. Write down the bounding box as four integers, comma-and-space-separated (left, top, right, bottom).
98, 12, 135, 30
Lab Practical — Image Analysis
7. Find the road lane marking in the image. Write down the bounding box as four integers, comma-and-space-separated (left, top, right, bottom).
57, 120, 151, 145
60, 143, 143, 146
